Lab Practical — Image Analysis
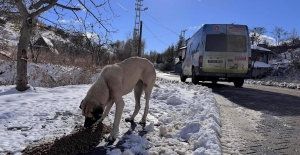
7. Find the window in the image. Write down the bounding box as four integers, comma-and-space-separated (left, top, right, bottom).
205, 35, 226, 52
192, 42, 200, 54
205, 35, 247, 52
227, 35, 247, 52
186, 43, 193, 56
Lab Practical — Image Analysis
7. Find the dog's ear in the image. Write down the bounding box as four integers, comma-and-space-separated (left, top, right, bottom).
79, 100, 83, 109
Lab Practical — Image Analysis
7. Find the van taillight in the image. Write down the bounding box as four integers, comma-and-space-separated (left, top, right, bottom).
199, 56, 203, 67
248, 57, 252, 69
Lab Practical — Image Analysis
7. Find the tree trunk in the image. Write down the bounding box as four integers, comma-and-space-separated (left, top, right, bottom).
16, 19, 33, 91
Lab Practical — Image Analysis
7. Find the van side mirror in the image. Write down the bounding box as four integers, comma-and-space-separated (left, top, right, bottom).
179, 56, 183, 61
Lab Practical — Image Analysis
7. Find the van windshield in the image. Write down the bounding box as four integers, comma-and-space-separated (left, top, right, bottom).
205, 34, 247, 52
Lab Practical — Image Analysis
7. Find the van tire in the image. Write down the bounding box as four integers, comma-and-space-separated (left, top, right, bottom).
234, 79, 244, 87
180, 70, 187, 82
212, 80, 218, 85
192, 68, 199, 85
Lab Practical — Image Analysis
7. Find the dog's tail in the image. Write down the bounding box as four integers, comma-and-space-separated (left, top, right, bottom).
154, 83, 160, 88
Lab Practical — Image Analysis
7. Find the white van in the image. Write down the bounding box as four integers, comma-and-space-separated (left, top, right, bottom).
179, 24, 252, 87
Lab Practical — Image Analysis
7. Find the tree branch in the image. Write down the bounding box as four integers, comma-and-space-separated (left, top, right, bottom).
106, 0, 119, 18
90, 0, 106, 7
29, 0, 45, 10
55, 3, 82, 11
15, 1, 28, 17
78, 0, 109, 32
30, 0, 58, 18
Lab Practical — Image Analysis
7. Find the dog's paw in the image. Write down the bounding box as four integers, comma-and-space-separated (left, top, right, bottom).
99, 118, 104, 122
138, 120, 146, 125
107, 135, 116, 142
125, 117, 134, 122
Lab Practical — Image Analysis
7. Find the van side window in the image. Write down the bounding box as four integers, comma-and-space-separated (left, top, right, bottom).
187, 43, 193, 56
194, 43, 200, 54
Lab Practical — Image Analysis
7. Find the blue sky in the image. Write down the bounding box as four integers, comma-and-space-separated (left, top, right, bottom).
43, 0, 300, 53
106, 0, 300, 53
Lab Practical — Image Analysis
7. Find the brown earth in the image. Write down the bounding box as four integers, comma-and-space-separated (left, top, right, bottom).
21, 123, 112, 155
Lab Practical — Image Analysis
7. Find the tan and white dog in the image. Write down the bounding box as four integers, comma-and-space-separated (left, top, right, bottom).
80, 57, 157, 141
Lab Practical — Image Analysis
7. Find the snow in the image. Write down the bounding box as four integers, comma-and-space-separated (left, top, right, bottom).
252, 61, 271, 68
0, 62, 221, 155
0, 22, 19, 46
251, 45, 271, 52
0, 60, 92, 87
0, 16, 71, 49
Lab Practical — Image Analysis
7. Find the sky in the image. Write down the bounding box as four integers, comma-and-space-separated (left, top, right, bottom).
36, 0, 300, 54
103, 0, 300, 53
0, 61, 222, 154
1, 0, 299, 54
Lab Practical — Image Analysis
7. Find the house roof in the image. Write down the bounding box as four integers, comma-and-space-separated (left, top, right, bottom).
251, 45, 271, 52
33, 36, 59, 54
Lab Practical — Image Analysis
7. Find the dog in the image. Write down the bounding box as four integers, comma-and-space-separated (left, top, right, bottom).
80, 57, 157, 141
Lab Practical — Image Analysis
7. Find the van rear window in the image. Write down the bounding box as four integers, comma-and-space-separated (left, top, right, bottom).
205, 35, 247, 52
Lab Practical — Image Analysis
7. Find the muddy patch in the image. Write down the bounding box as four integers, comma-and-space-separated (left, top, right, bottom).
22, 122, 112, 155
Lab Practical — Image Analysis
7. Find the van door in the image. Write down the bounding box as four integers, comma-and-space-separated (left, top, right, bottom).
182, 44, 193, 76
185, 43, 193, 76
225, 26, 249, 74
202, 25, 227, 74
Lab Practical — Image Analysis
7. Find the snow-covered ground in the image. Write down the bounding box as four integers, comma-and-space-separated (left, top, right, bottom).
245, 79, 300, 89
0, 60, 97, 87
0, 17, 71, 47
0, 62, 222, 155
0, 19, 19, 47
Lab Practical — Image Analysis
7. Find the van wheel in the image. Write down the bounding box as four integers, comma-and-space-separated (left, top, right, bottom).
234, 79, 244, 87
212, 80, 218, 85
180, 70, 187, 82
192, 68, 199, 85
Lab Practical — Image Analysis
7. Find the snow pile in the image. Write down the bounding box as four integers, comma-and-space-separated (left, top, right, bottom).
107, 80, 222, 154
252, 61, 271, 68
245, 79, 300, 90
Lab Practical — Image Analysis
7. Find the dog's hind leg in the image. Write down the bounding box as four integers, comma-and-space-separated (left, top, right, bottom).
125, 80, 143, 122
140, 83, 153, 124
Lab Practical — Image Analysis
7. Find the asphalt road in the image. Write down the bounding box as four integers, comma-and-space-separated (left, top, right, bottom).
207, 82, 300, 155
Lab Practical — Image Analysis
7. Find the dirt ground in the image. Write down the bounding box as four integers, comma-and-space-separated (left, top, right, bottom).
21, 123, 111, 155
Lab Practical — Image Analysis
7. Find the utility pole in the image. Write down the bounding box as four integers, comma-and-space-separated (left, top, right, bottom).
133, 0, 147, 57
181, 29, 187, 38
138, 21, 143, 56
180, 29, 187, 47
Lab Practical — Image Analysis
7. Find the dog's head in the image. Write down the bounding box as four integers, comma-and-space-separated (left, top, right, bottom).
79, 98, 104, 127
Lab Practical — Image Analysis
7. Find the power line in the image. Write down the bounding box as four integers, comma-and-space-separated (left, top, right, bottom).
116, 2, 128, 12
144, 12, 180, 36
113, 0, 180, 39
143, 21, 168, 46
113, 1, 170, 48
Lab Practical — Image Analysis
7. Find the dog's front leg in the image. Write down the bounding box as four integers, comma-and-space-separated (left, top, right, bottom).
108, 98, 124, 142
99, 101, 114, 122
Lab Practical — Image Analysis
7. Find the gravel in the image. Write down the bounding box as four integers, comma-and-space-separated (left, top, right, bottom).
22, 123, 112, 155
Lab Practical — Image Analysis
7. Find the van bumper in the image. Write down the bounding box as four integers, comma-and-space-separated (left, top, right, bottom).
194, 67, 251, 79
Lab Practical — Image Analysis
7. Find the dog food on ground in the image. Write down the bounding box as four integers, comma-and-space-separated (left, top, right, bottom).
22, 123, 112, 155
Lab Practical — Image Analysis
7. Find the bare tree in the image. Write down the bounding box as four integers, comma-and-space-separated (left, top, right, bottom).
271, 26, 288, 45
2, 0, 115, 91
148, 50, 158, 63
249, 27, 267, 45
288, 28, 300, 48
